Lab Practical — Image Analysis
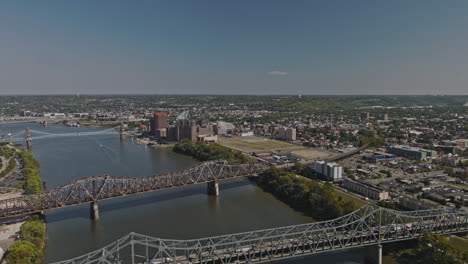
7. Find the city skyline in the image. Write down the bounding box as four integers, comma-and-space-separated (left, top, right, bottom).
1, 0, 468, 95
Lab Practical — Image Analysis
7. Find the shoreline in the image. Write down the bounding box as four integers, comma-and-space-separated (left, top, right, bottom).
0, 144, 46, 263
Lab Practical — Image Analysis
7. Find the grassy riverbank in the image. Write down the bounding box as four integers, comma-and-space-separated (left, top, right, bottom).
253, 167, 361, 220
18, 150, 43, 194
5, 146, 45, 264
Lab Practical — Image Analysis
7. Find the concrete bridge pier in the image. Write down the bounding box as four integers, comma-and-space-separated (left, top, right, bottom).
90, 201, 100, 220
366, 244, 382, 264
207, 181, 219, 196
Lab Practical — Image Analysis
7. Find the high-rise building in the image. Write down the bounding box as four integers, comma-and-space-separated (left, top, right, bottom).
278, 127, 296, 141
150, 112, 168, 138
286, 128, 296, 141
169, 119, 198, 142
378, 113, 388, 121
360, 112, 370, 121
313, 160, 343, 181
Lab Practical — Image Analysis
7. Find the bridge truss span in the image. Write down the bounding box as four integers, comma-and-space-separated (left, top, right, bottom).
0, 161, 269, 219
51, 204, 468, 264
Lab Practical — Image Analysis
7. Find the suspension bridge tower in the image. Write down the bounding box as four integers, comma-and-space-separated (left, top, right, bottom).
119, 123, 126, 141
25, 128, 32, 151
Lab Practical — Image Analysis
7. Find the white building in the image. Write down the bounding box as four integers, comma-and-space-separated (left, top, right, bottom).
314, 161, 325, 175
342, 179, 389, 200
313, 160, 342, 181
241, 131, 254, 137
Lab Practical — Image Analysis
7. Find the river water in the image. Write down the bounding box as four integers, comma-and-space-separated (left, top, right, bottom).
0, 123, 366, 263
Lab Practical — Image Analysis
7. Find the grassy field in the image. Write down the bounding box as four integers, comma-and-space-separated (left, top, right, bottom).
448, 235, 468, 252
448, 183, 468, 191
219, 136, 299, 152
291, 149, 333, 160
334, 188, 367, 207
296, 175, 367, 208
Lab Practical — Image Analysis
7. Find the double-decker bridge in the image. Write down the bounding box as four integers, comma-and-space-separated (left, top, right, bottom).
50, 204, 467, 264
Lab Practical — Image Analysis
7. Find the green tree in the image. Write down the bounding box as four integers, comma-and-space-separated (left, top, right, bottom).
399, 233, 467, 264
19, 219, 45, 248
291, 162, 304, 174
6, 241, 43, 264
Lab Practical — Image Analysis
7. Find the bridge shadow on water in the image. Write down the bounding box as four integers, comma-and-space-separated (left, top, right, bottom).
45, 179, 253, 223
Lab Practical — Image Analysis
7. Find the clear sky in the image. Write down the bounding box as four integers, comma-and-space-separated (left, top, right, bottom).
1, 0, 467, 95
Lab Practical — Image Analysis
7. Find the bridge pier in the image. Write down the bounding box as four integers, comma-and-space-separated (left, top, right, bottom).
90, 201, 100, 220
25, 128, 32, 151
207, 181, 219, 196
366, 244, 382, 264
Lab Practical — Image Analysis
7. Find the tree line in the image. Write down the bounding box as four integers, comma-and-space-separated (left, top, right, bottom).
253, 167, 360, 221
173, 139, 254, 164
6, 147, 45, 264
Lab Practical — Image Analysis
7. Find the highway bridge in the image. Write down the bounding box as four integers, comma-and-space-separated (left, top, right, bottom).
50, 204, 467, 264
0, 161, 269, 220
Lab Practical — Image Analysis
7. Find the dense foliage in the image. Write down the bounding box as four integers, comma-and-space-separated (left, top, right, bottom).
5, 148, 45, 264
173, 139, 254, 163
19, 150, 43, 194
7, 216, 45, 264
397, 233, 468, 264
253, 167, 360, 220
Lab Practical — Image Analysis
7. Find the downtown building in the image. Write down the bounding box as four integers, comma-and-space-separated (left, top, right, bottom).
150, 112, 168, 138
150, 112, 215, 142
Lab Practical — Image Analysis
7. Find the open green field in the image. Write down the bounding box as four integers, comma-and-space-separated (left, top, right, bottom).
219, 136, 299, 152
335, 188, 367, 207
296, 175, 367, 208
448, 235, 468, 252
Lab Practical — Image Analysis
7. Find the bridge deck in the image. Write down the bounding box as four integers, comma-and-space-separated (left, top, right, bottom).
50, 204, 468, 264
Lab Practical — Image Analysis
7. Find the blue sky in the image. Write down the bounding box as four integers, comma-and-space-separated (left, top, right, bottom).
0, 0, 467, 95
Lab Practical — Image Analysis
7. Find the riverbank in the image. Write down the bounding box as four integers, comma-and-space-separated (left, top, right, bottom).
0, 144, 45, 264
252, 167, 362, 221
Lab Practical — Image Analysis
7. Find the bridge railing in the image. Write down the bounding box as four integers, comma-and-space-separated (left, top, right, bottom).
50, 204, 468, 264
0, 161, 269, 219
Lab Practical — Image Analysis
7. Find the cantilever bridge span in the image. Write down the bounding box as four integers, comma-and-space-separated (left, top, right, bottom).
51, 204, 467, 264
0, 161, 269, 220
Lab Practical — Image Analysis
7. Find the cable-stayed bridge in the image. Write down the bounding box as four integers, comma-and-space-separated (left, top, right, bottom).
50, 204, 467, 264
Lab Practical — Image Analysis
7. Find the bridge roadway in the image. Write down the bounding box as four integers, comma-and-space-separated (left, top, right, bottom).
50, 204, 468, 264
0, 161, 269, 220
0, 116, 70, 124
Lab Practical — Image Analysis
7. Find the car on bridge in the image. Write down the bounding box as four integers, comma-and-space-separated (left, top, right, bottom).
150, 257, 177, 264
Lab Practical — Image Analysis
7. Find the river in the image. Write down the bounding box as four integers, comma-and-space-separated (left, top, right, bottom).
0, 123, 367, 263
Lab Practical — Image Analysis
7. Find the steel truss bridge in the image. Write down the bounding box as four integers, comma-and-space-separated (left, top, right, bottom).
51, 204, 467, 264
0, 161, 269, 219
